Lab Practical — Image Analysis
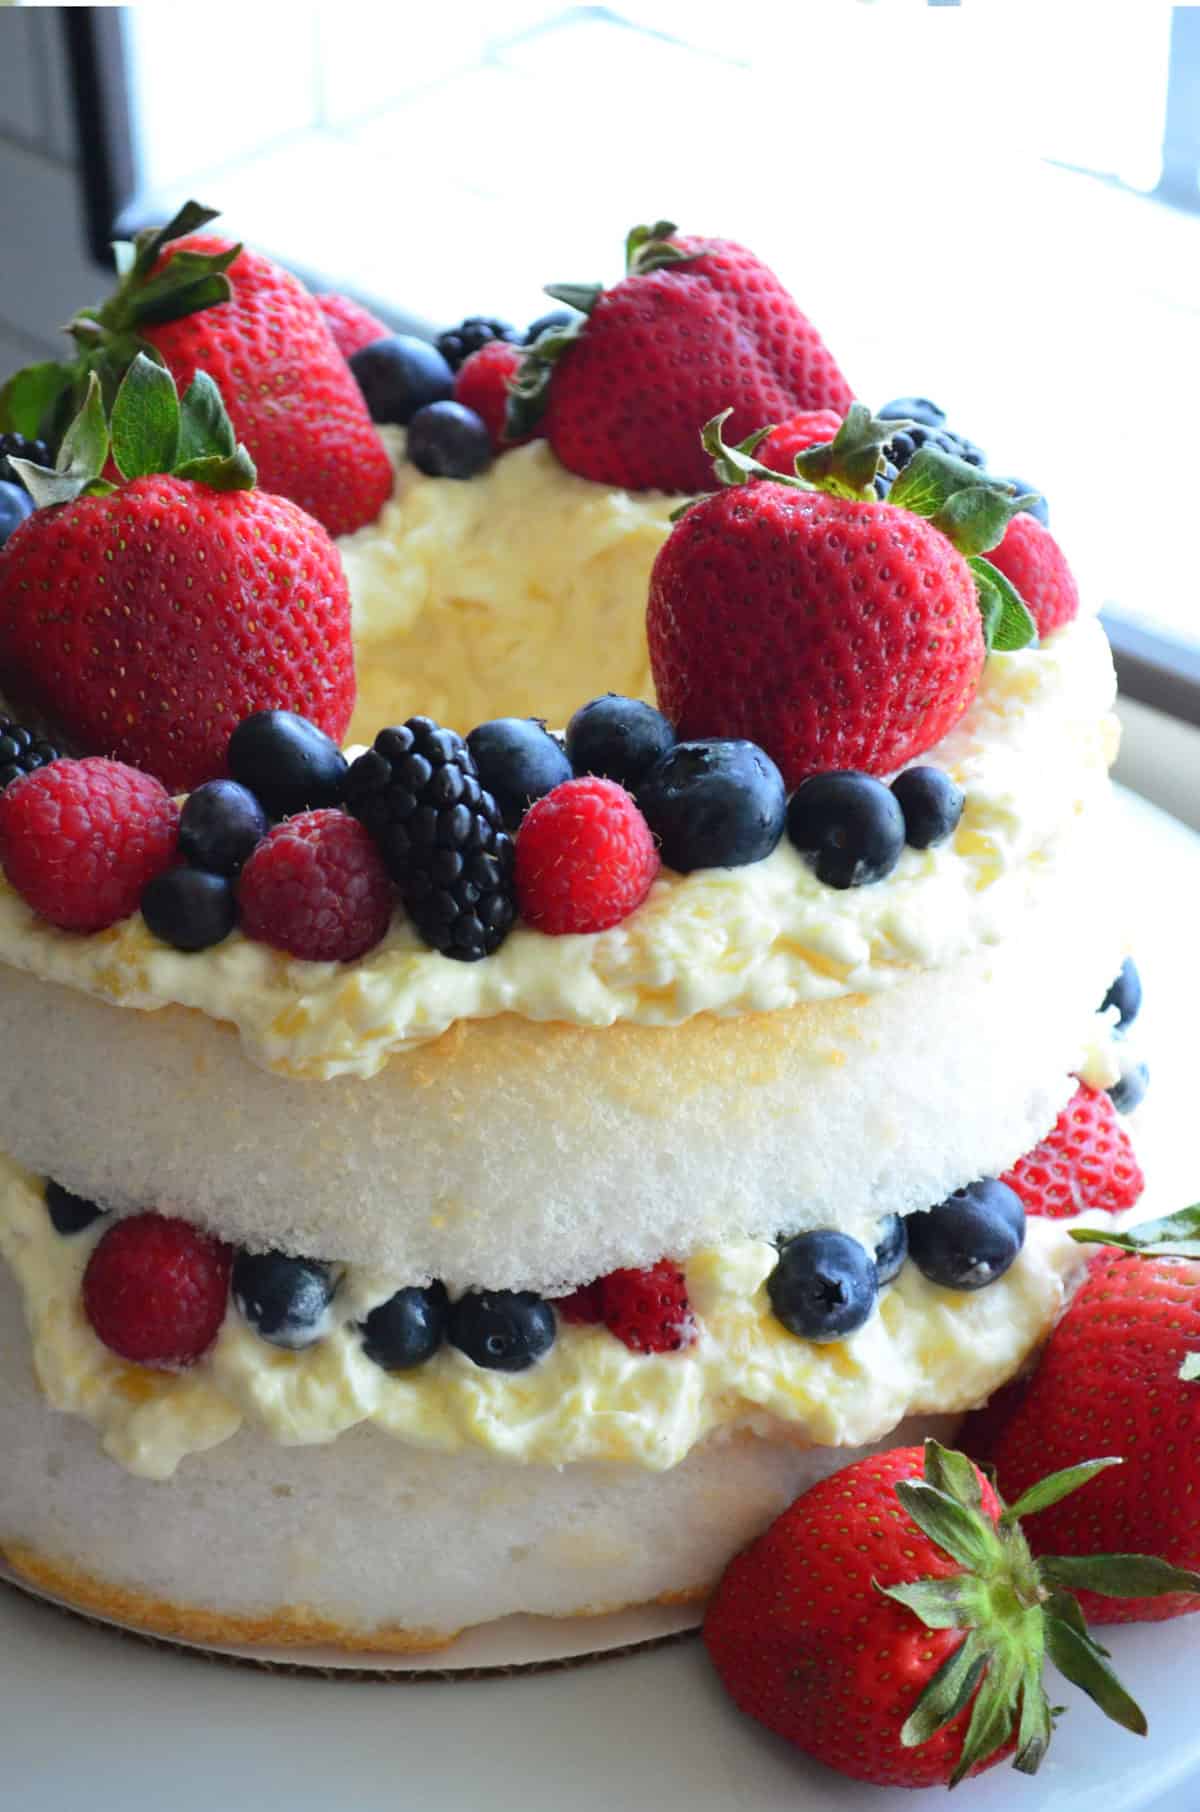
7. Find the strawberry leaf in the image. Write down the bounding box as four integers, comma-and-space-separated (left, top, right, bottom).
624, 220, 695, 277
542, 281, 603, 315
924, 1438, 985, 1512
1040, 1553, 1200, 1599
177, 371, 237, 465
110, 352, 180, 479
895, 1479, 1004, 1572
11, 371, 110, 506
950, 1641, 1024, 1785
969, 555, 1038, 654
125, 199, 222, 285
792, 402, 900, 501
1181, 1353, 1200, 1382
1043, 1611, 1147, 1736
901, 1632, 988, 1747
1070, 1202, 1200, 1257
505, 313, 588, 439
174, 446, 257, 492
1013, 1658, 1055, 1775
879, 1574, 991, 1629
1002, 1457, 1123, 1523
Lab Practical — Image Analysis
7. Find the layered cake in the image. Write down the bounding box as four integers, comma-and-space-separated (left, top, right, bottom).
0, 210, 1153, 1651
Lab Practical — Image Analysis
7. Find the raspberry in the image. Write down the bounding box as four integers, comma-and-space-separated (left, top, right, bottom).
315, 292, 390, 360
1001, 1083, 1144, 1219
987, 512, 1079, 640
453, 341, 533, 449
83, 1213, 232, 1367
554, 1280, 605, 1325
515, 777, 660, 936
238, 809, 393, 962
597, 1261, 695, 1354
757, 409, 843, 477
0, 757, 179, 932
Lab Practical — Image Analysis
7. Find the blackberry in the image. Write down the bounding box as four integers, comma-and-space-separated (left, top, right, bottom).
0, 717, 60, 792
344, 717, 516, 961
436, 316, 518, 372
0, 432, 50, 490
886, 421, 986, 474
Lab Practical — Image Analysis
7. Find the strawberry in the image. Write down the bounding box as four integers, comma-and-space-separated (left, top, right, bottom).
315, 291, 389, 360
705, 1437, 1199, 1789
646, 408, 1038, 787
0, 202, 392, 539
0, 360, 354, 793
453, 341, 536, 451
756, 408, 843, 476
554, 1261, 694, 1350
1001, 1082, 1144, 1219
987, 511, 1079, 639
506, 221, 853, 492
964, 1208, 1200, 1625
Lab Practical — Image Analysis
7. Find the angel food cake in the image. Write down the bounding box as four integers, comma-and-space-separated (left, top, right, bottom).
0, 210, 1154, 1650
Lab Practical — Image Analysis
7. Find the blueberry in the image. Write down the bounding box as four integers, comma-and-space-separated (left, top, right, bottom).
998, 480, 1049, 527
227, 710, 348, 820
0, 479, 34, 549
142, 867, 237, 952
1101, 957, 1142, 1033
566, 695, 676, 792
180, 780, 267, 875
448, 1289, 556, 1372
465, 717, 572, 829
767, 1230, 878, 1342
348, 335, 454, 426
874, 1213, 908, 1286
360, 1283, 448, 1371
525, 309, 578, 344
787, 772, 906, 889
879, 397, 947, 429
636, 739, 786, 873
906, 1180, 1025, 1292
406, 401, 493, 480
232, 1251, 337, 1349
891, 767, 964, 850
45, 1180, 107, 1236
1108, 1062, 1150, 1115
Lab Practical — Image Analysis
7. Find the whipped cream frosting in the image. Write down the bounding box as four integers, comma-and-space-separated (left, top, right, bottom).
0, 617, 1118, 1082
0, 1153, 1096, 1480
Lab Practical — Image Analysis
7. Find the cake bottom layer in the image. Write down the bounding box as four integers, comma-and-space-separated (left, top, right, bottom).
0, 1264, 960, 1650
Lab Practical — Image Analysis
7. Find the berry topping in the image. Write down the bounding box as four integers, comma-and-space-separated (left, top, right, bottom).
553, 1279, 605, 1325
0, 479, 34, 549
359, 1283, 449, 1372
448, 1289, 556, 1372
343, 718, 515, 962
232, 1251, 337, 1350
436, 316, 519, 372
593, 1260, 695, 1355
891, 766, 965, 849
1109, 1062, 1150, 1115
406, 400, 493, 479
227, 711, 348, 822
1101, 956, 1142, 1032
141, 867, 237, 952
873, 1213, 908, 1286
45, 1180, 107, 1236
515, 777, 659, 936
756, 408, 844, 477
767, 1231, 879, 1342
83, 1213, 231, 1367
0, 717, 60, 793
884, 419, 986, 476
786, 772, 906, 890
315, 292, 390, 360
636, 739, 786, 874
348, 334, 454, 426
453, 341, 529, 450
1000, 1083, 1144, 1219
878, 396, 947, 429
565, 695, 675, 792
998, 480, 1049, 527
464, 717, 573, 830
906, 1179, 1026, 1290
238, 809, 393, 963
0, 758, 179, 933
179, 780, 268, 876
986, 513, 1078, 639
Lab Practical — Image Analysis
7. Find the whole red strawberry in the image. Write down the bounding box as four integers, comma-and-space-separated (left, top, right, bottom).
514, 776, 659, 934
0, 757, 179, 931
964, 1243, 1200, 1624
508, 221, 852, 492
0, 363, 354, 792
316, 291, 390, 361
705, 1437, 1199, 1789
987, 512, 1079, 639
10, 203, 392, 538
454, 341, 537, 451
83, 1212, 232, 1367
646, 409, 1038, 787
1002, 1082, 1144, 1219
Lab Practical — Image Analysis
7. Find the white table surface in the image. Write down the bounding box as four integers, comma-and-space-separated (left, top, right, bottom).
2, 786, 1198, 1812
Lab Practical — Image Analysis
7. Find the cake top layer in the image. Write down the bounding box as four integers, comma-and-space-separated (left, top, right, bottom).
0, 617, 1115, 1081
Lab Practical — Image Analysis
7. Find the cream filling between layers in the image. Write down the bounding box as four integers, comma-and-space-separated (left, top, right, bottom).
0, 617, 1119, 1082
0, 1152, 1099, 1482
